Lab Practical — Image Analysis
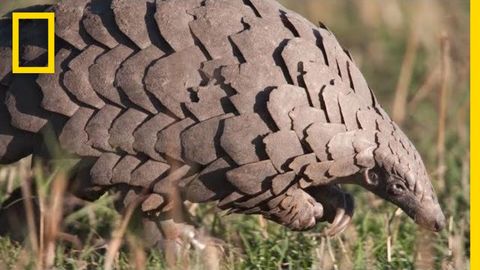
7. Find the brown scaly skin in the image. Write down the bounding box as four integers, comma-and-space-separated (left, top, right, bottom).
0, 0, 444, 250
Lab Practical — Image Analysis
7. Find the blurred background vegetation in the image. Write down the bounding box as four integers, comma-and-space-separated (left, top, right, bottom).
0, 0, 469, 269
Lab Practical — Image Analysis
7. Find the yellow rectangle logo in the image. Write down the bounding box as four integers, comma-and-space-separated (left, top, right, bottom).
12, 12, 55, 74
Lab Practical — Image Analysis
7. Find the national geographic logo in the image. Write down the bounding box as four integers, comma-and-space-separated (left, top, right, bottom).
11, 12, 55, 74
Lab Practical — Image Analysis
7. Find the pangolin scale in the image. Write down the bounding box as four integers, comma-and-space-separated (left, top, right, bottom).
0, 0, 445, 234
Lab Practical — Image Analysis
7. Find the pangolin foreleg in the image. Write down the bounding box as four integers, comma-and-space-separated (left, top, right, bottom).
266, 187, 324, 231
256, 184, 354, 234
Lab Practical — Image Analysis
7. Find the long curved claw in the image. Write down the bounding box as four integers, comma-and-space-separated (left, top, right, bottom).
325, 210, 345, 236
327, 216, 349, 236
325, 192, 354, 236
325, 192, 346, 234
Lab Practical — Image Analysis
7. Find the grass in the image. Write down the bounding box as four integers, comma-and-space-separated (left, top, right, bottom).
0, 0, 470, 269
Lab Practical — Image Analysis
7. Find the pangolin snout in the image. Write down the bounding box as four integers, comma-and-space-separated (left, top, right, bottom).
432, 211, 446, 232
414, 202, 446, 232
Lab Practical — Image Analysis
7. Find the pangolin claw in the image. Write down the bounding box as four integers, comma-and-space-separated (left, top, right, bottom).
325, 191, 354, 236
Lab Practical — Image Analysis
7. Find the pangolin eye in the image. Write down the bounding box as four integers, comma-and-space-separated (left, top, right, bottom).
388, 182, 407, 196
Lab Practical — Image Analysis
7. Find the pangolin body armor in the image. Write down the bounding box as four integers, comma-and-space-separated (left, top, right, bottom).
0, 0, 441, 231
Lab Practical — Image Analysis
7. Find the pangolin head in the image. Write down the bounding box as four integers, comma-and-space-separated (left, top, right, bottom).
358, 121, 445, 232
303, 106, 445, 231
303, 107, 445, 233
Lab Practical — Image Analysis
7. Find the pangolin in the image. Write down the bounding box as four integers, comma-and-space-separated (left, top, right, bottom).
0, 0, 445, 239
